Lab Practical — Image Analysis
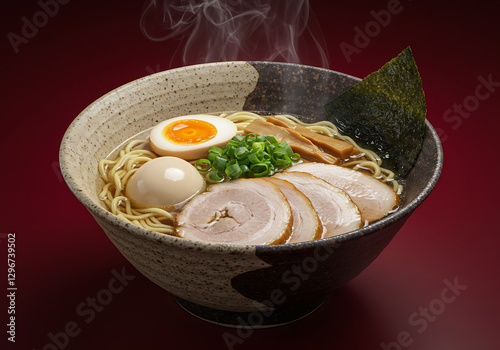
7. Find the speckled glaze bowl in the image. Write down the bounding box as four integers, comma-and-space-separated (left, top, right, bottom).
60, 61, 443, 327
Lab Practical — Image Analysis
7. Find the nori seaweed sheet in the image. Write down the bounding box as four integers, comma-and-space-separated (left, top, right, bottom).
324, 47, 426, 178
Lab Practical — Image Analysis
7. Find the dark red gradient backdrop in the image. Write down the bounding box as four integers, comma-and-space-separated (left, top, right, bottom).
1, 1, 499, 349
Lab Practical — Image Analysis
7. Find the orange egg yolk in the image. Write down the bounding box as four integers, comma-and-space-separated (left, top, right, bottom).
162, 119, 217, 145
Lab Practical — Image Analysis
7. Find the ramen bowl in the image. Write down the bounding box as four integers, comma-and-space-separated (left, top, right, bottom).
60, 61, 442, 327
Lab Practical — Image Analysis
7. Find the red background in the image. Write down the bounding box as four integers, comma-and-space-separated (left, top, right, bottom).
1, 0, 499, 349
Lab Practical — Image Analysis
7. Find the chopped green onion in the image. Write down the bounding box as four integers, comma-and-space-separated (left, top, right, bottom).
208, 170, 224, 182
248, 151, 263, 164
226, 139, 240, 152
272, 149, 291, 167
262, 151, 271, 161
280, 142, 293, 156
251, 163, 270, 177
244, 133, 257, 148
225, 163, 243, 179
212, 156, 227, 171
208, 146, 223, 155
264, 161, 275, 174
239, 164, 249, 175
266, 143, 276, 154
226, 158, 238, 167
224, 147, 235, 158
272, 148, 288, 157
208, 147, 223, 162
195, 159, 211, 172
238, 157, 250, 166
234, 146, 249, 159
265, 135, 279, 146
252, 142, 266, 153
195, 132, 300, 181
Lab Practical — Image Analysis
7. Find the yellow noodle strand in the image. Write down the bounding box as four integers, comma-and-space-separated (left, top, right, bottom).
98, 143, 177, 234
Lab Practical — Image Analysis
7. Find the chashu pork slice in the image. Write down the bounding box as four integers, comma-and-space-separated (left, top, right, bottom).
264, 177, 323, 244
285, 163, 399, 222
273, 172, 362, 238
176, 178, 292, 245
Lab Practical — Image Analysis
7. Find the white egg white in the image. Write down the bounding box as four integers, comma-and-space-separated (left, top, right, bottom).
150, 114, 237, 160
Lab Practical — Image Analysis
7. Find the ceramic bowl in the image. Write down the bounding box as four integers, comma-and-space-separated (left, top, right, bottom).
60, 61, 443, 327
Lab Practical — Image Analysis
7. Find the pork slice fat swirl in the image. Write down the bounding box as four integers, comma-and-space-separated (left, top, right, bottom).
175, 178, 292, 245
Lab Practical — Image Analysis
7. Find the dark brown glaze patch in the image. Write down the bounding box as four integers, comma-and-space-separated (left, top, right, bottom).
244, 61, 359, 121
231, 217, 408, 308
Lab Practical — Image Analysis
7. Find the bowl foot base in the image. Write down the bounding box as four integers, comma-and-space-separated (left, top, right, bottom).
173, 296, 325, 328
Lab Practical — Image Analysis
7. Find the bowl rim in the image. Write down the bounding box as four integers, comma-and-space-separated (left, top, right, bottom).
60, 61, 443, 253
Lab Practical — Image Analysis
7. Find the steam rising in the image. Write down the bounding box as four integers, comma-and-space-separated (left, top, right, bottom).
140, 0, 329, 67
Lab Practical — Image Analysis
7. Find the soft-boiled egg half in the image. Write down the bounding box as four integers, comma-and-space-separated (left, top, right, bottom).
126, 156, 205, 210
150, 115, 237, 160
